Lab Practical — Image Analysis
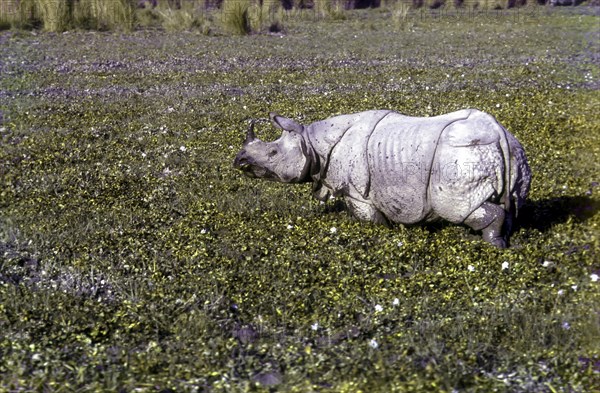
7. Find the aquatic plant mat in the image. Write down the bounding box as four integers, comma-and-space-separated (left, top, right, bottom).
1, 7, 599, 392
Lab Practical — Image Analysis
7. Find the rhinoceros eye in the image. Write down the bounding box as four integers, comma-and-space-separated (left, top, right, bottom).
267, 148, 278, 158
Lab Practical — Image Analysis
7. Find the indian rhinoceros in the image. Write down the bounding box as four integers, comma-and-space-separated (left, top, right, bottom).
233, 109, 531, 248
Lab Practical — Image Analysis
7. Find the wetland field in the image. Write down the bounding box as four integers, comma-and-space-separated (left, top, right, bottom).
1, 5, 599, 392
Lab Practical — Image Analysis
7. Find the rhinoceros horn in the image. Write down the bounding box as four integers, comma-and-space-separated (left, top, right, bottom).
244, 121, 256, 145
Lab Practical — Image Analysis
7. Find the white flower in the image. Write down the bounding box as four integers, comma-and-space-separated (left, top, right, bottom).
369, 339, 379, 349
397, 241, 404, 247
287, 224, 294, 230
542, 260, 552, 268
501, 261, 510, 270
141, 152, 147, 158
374, 304, 383, 312
558, 289, 565, 296
330, 227, 337, 234
591, 274, 599, 282
571, 285, 578, 291
179, 145, 187, 152
392, 298, 400, 306
200, 228, 207, 234
311, 322, 319, 331
562, 322, 571, 330
467, 265, 475, 272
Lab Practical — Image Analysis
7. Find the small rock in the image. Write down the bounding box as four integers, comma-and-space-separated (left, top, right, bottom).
233, 325, 258, 344
253, 371, 282, 386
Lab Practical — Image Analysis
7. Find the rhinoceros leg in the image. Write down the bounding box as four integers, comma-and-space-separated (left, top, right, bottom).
463, 202, 507, 248
345, 197, 390, 226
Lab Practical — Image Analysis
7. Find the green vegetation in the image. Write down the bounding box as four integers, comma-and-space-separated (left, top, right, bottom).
0, 0, 136, 31
0, 0, 572, 34
220, 0, 252, 35
1, 7, 599, 392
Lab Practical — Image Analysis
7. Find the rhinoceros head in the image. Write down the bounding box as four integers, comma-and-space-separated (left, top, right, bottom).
233, 113, 311, 183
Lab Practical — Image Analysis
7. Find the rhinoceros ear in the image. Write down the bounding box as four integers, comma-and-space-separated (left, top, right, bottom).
270, 112, 303, 134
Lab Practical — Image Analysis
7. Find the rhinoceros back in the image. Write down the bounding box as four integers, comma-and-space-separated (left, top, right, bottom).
367, 109, 472, 224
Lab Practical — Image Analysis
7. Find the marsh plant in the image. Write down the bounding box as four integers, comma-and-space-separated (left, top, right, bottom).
390, 0, 412, 27
0, 0, 40, 29
35, 0, 70, 31
220, 0, 251, 35
314, 0, 347, 20
247, 0, 284, 33
157, 1, 211, 32
219, 0, 283, 35
84, 0, 135, 30
0, 0, 136, 31
0, 0, 555, 33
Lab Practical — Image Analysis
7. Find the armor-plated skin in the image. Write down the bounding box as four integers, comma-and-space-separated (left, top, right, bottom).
233, 109, 531, 248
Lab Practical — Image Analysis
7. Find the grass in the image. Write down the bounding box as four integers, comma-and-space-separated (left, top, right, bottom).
157, 2, 211, 33
1, 6, 600, 392
0, 0, 137, 32
0, 1, 558, 34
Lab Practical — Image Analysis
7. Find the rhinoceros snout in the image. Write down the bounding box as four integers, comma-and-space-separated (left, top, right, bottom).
233, 152, 250, 169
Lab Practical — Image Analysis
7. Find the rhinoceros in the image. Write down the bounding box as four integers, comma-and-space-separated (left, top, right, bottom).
233, 109, 531, 248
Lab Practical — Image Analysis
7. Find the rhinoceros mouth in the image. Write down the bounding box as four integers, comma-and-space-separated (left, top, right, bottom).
238, 164, 279, 181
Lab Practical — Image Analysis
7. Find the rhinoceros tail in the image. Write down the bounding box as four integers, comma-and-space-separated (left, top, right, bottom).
506, 133, 531, 219
486, 114, 514, 217
469, 111, 513, 215
493, 117, 513, 216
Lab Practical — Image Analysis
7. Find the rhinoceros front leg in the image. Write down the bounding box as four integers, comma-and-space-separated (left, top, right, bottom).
345, 197, 390, 226
463, 202, 507, 248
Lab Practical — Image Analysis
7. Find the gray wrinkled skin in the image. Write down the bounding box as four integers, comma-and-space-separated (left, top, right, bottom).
233, 109, 532, 248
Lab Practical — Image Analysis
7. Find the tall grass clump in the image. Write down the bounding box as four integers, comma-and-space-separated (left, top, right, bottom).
248, 0, 284, 32
76, 0, 136, 31
0, 0, 136, 32
314, 0, 347, 20
389, 0, 411, 28
0, 0, 40, 29
221, 0, 251, 35
156, 1, 211, 33
36, 0, 71, 31
461, 0, 508, 9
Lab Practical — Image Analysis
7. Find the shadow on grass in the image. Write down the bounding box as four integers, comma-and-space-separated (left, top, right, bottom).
321, 195, 599, 235
518, 195, 599, 232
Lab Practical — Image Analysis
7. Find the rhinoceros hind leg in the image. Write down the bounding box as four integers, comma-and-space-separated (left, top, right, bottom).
345, 197, 390, 226
463, 202, 506, 248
